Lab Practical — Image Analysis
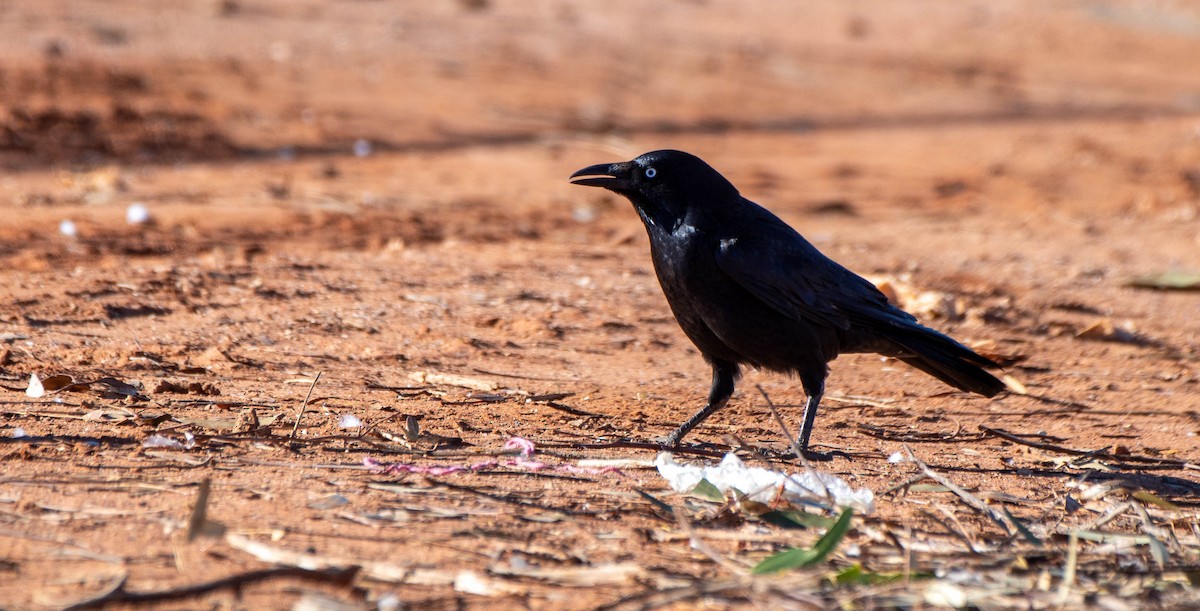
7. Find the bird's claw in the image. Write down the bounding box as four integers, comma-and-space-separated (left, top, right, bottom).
655, 434, 683, 448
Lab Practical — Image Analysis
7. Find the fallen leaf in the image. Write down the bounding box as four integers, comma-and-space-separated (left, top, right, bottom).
1126, 272, 1200, 291
33, 373, 75, 396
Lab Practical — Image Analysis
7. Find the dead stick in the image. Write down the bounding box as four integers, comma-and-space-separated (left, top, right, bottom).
290, 371, 323, 438
756, 384, 837, 508
672, 505, 747, 574
756, 384, 807, 465
63, 566, 359, 610
917, 507, 979, 554
1056, 531, 1079, 605
980, 425, 1198, 468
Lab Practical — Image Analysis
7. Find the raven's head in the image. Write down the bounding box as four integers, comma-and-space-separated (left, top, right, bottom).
570, 150, 740, 227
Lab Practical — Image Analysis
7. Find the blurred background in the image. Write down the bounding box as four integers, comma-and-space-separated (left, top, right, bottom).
1, 0, 1199, 276
3, 0, 1200, 166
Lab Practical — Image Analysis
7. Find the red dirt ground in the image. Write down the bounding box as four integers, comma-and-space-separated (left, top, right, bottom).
2, 1, 1200, 609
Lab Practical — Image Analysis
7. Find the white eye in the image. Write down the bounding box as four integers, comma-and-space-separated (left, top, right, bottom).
645, 167, 657, 179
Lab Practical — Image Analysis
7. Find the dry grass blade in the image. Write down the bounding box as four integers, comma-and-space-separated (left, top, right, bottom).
755, 384, 844, 510
490, 562, 644, 586
227, 533, 446, 584
858, 423, 987, 443
903, 446, 1014, 537
0, 529, 123, 564
755, 384, 808, 465
185, 477, 212, 542
919, 506, 979, 554
672, 506, 747, 574
1057, 531, 1078, 606
290, 371, 323, 438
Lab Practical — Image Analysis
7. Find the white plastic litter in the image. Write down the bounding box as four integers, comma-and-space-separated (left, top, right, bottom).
887, 451, 907, 464
59, 219, 77, 237
338, 413, 362, 429
143, 434, 185, 449
25, 373, 45, 398
126, 202, 151, 224
12, 427, 26, 438
655, 452, 875, 514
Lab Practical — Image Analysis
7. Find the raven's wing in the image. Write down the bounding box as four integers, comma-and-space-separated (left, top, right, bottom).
713, 220, 916, 333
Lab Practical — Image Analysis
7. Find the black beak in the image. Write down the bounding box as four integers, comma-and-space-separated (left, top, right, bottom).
570, 162, 634, 190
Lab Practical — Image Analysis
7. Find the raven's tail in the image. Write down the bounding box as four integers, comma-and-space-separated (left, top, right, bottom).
885, 324, 1006, 397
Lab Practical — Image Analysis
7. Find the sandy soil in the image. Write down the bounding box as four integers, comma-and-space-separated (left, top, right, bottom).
2, 1, 1200, 609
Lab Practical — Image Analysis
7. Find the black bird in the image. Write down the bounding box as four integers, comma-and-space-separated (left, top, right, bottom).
570, 150, 1005, 459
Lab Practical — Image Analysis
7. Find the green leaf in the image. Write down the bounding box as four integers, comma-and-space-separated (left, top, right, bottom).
1132, 490, 1181, 511
690, 478, 725, 502
635, 490, 674, 514
751, 508, 854, 574
760, 510, 835, 530
829, 563, 907, 586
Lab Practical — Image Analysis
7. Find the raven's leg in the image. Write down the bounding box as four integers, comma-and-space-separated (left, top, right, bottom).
665, 360, 739, 446
797, 375, 832, 461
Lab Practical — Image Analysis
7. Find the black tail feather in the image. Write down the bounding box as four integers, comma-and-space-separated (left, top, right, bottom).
886, 324, 1006, 397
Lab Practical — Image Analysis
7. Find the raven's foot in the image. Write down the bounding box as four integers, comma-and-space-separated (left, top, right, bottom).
654, 434, 682, 448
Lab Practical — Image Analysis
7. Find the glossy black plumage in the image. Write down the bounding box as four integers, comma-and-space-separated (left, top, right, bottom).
570, 149, 1005, 459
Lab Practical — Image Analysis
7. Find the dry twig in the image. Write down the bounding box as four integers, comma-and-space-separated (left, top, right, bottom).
290, 371, 323, 438
62, 566, 359, 610
904, 446, 1015, 537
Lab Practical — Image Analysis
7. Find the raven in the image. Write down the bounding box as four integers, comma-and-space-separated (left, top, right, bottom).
570, 149, 1004, 459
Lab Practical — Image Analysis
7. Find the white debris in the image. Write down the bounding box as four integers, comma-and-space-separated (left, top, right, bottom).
656, 452, 875, 514
924, 581, 969, 608
25, 373, 45, 398
338, 413, 362, 429
11, 427, 26, 438
353, 138, 372, 158
59, 219, 77, 237
376, 593, 402, 611
126, 202, 151, 224
143, 434, 185, 449
887, 451, 907, 463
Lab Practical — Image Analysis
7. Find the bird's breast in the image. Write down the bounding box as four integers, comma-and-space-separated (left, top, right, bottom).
646, 225, 733, 316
